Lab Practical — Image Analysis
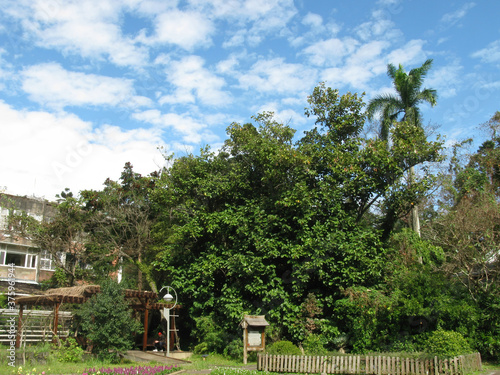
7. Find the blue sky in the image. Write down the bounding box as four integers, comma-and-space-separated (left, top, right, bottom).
0, 0, 499, 200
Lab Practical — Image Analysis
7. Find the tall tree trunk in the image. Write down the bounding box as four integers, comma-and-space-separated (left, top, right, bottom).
409, 165, 421, 238
137, 252, 143, 291
409, 165, 423, 264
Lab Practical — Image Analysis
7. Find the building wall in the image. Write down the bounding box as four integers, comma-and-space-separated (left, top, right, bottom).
0, 194, 57, 286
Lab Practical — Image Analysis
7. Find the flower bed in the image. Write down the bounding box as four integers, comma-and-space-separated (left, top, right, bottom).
82, 364, 179, 375
211, 368, 266, 375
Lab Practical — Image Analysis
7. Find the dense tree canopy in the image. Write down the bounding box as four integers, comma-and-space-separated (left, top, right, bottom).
26, 83, 500, 360
148, 85, 443, 350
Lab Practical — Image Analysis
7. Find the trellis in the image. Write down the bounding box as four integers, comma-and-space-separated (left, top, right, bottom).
14, 285, 180, 351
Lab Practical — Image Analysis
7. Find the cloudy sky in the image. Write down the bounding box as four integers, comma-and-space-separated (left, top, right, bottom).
0, 0, 498, 200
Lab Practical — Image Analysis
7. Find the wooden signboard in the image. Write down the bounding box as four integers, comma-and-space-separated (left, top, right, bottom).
240, 315, 269, 364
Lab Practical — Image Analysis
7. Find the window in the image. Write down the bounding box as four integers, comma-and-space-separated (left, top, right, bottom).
5, 252, 24, 266
40, 250, 56, 271
0, 250, 37, 268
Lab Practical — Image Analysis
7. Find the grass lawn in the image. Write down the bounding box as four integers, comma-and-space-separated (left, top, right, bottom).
0, 345, 253, 375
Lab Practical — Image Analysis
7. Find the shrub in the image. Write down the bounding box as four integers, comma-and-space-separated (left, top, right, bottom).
191, 314, 240, 355
423, 329, 472, 357
224, 338, 243, 360
76, 279, 143, 362
55, 337, 84, 363
302, 334, 327, 355
266, 340, 301, 355
387, 336, 417, 353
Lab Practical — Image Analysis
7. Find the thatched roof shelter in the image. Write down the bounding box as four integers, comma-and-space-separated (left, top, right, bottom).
16, 285, 171, 309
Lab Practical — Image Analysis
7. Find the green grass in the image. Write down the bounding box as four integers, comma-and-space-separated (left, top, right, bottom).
0, 356, 141, 375
180, 353, 254, 371
0, 343, 254, 375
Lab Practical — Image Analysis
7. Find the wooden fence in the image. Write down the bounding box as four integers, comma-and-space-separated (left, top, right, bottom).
0, 309, 72, 345
257, 353, 482, 375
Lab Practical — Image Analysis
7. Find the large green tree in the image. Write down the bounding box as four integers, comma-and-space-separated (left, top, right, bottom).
150, 85, 443, 350
81, 162, 160, 291
367, 59, 438, 237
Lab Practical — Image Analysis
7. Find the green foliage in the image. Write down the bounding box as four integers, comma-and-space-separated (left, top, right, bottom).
390, 228, 444, 267
148, 84, 444, 352
334, 286, 394, 353
76, 279, 143, 362
387, 336, 418, 353
55, 337, 84, 363
191, 314, 237, 355
81, 162, 160, 291
367, 59, 437, 137
223, 338, 243, 360
266, 341, 302, 355
302, 334, 328, 355
423, 330, 472, 357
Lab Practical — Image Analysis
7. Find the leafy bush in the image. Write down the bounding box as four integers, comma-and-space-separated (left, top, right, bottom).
223, 338, 243, 360
266, 340, 301, 355
76, 279, 143, 362
302, 334, 327, 355
423, 329, 472, 357
387, 336, 417, 353
55, 337, 84, 363
191, 314, 239, 355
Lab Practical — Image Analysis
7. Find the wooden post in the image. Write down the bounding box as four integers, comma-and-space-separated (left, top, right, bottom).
171, 308, 177, 351
15, 304, 23, 349
142, 308, 149, 351
242, 322, 248, 364
53, 302, 60, 339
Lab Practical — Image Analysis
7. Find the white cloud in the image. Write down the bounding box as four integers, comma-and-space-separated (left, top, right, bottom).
0, 101, 164, 199
355, 11, 400, 42
196, 0, 297, 47
302, 37, 359, 66
386, 39, 427, 67
472, 40, 500, 64
238, 58, 317, 94
441, 2, 476, 27
133, 109, 219, 145
159, 56, 231, 106
322, 65, 374, 90
148, 10, 214, 50
255, 101, 306, 127
427, 61, 463, 98
216, 55, 240, 74
302, 12, 323, 28
222, 30, 247, 49
3, 0, 148, 67
192, 0, 296, 24
347, 40, 389, 67
21, 63, 151, 109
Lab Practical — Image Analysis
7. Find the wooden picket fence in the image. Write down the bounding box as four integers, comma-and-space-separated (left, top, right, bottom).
257, 353, 482, 375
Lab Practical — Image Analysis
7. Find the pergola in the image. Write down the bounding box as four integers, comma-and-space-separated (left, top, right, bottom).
15, 285, 179, 351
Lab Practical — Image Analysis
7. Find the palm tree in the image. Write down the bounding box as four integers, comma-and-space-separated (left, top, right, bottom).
367, 59, 437, 237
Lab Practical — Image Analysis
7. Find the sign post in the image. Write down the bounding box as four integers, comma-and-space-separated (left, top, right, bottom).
240, 315, 269, 364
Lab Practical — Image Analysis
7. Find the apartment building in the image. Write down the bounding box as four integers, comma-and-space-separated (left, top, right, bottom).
0, 193, 57, 289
